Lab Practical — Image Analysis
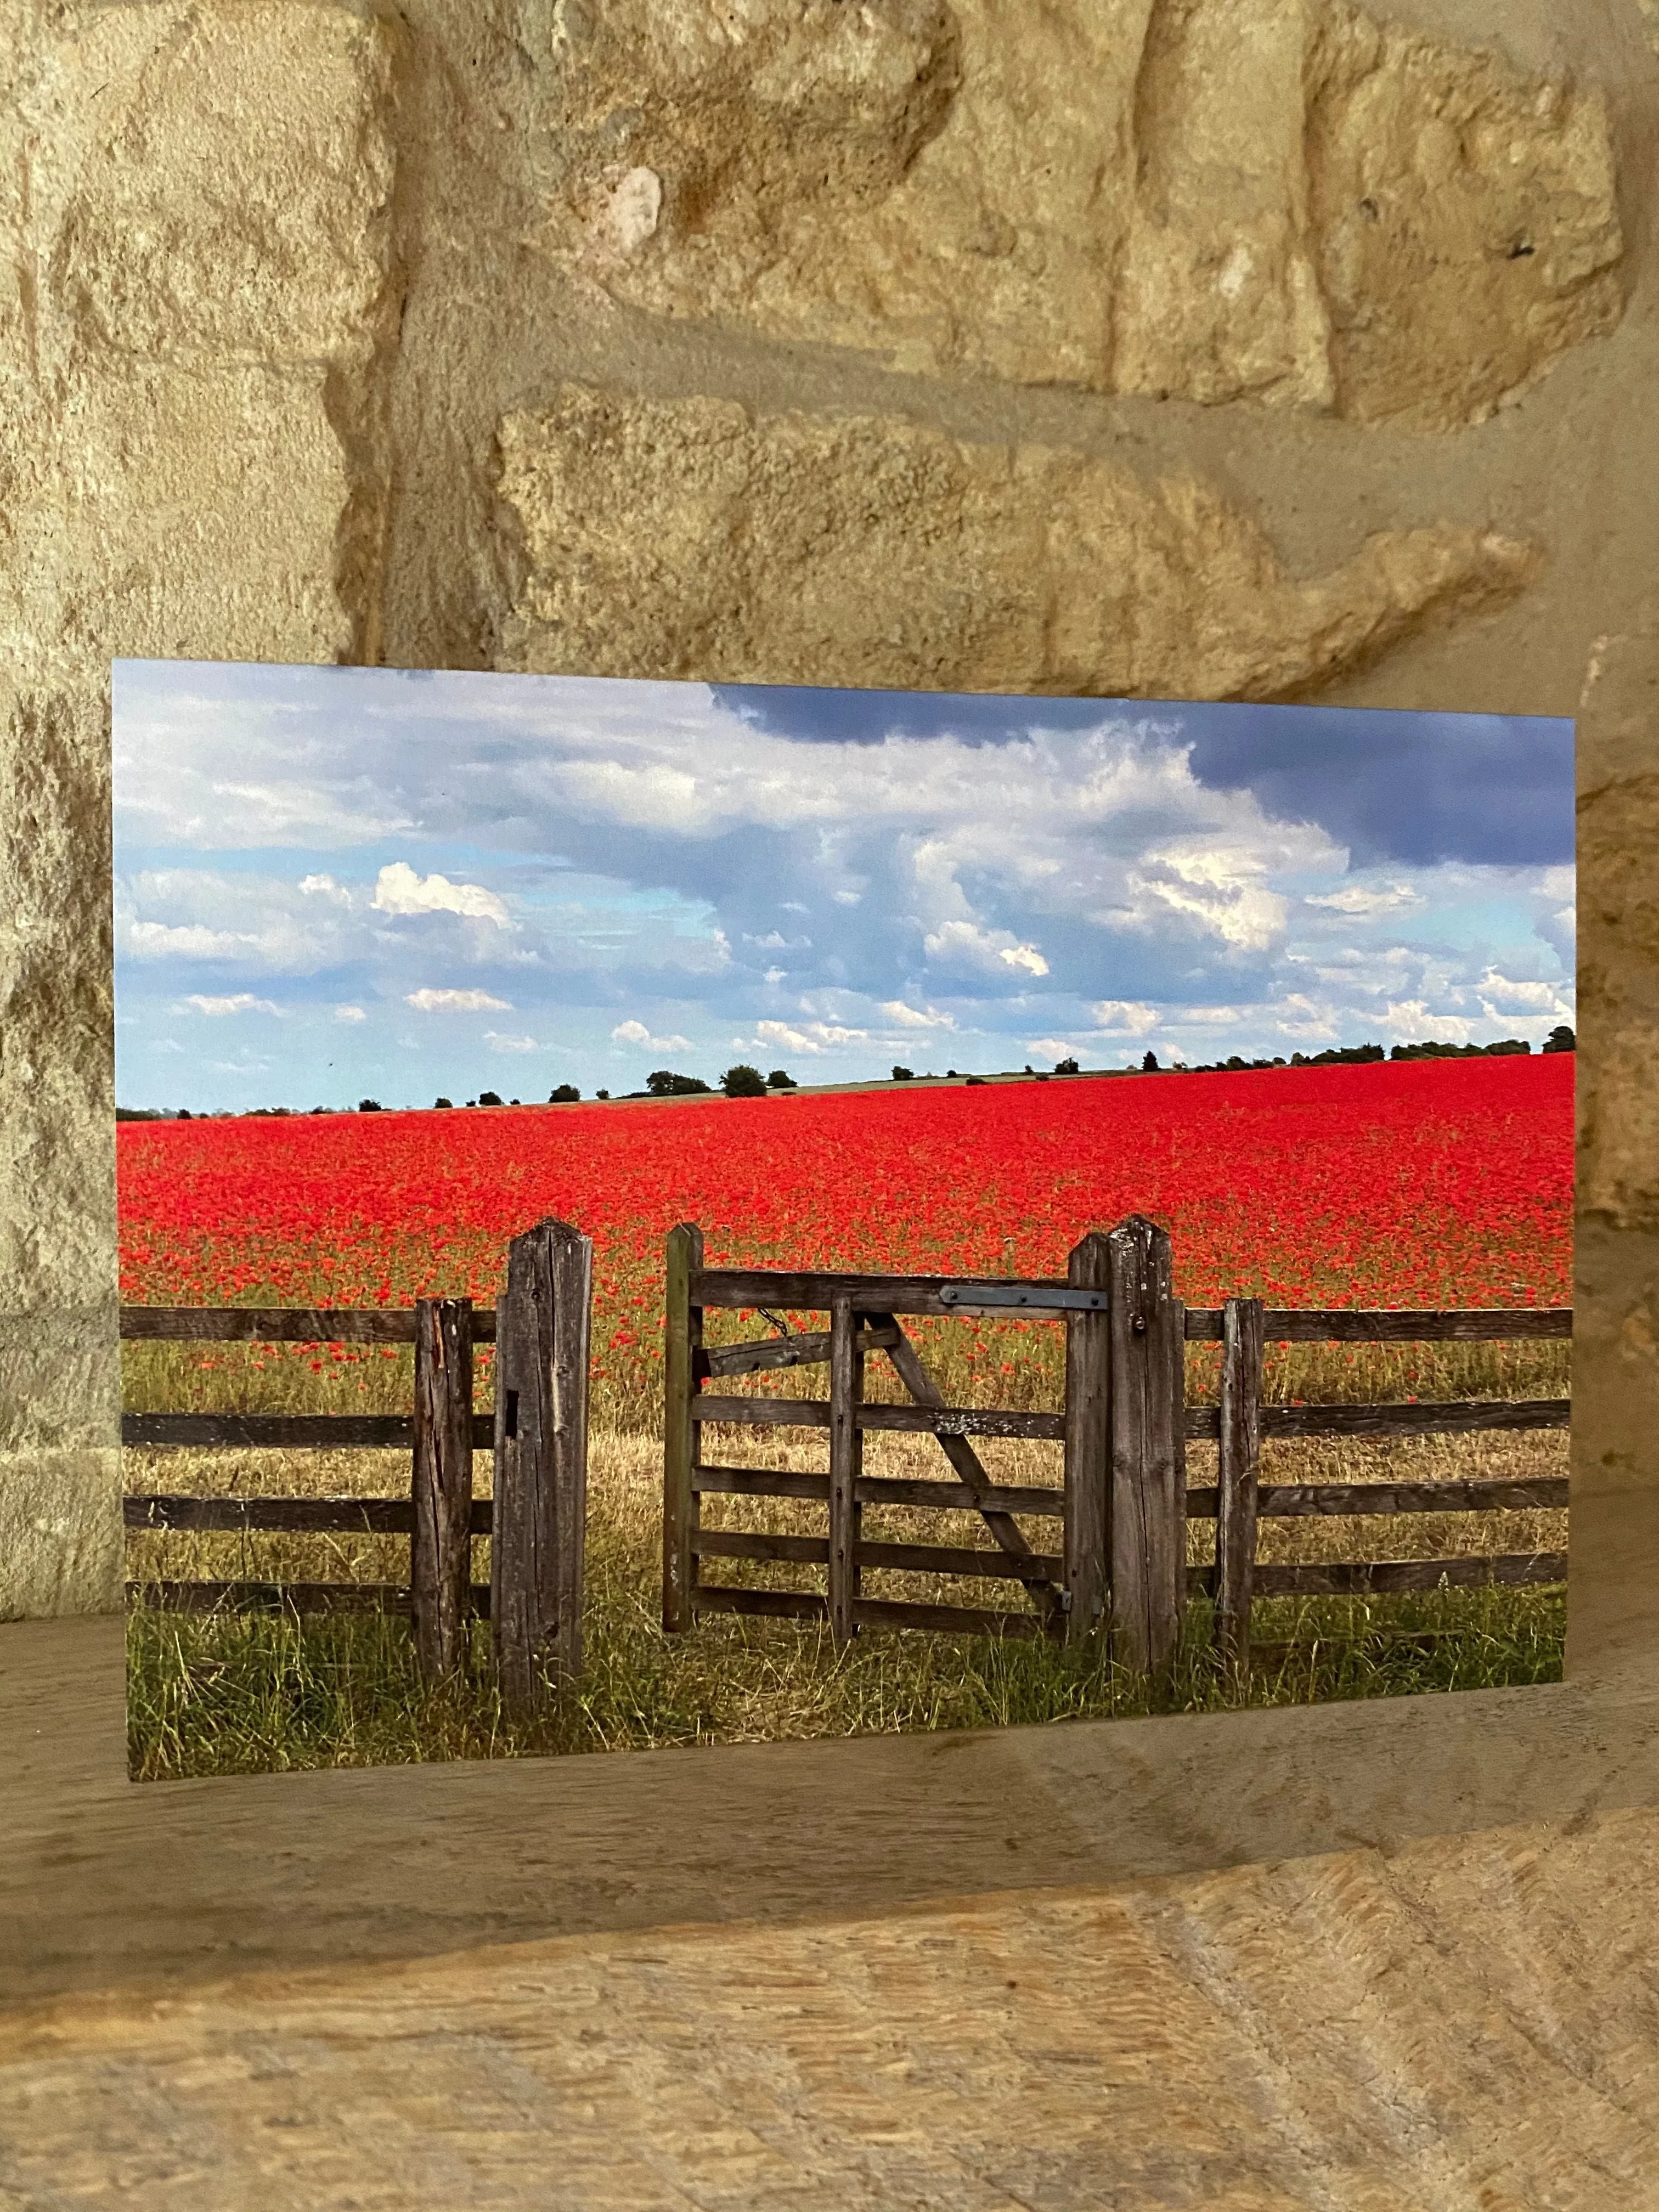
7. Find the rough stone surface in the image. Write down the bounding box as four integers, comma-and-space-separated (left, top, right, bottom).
0, 0, 1652, 1697
499, 382, 1538, 696
7, 1824, 1659, 2209
0, 0, 398, 1617
540, 0, 1625, 428
10, 1617, 1659, 2204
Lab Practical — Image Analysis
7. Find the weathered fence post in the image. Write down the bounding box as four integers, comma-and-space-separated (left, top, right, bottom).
492, 1217, 592, 1708
662, 1222, 704, 1633
827, 1289, 864, 1644
1062, 1231, 1112, 1641
411, 1296, 475, 1682
1215, 1295, 1264, 1674
1107, 1215, 1187, 1672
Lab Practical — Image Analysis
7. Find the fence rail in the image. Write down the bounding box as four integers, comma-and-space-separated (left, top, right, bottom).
665, 1219, 1571, 1671
121, 1219, 590, 1705
120, 1305, 499, 1342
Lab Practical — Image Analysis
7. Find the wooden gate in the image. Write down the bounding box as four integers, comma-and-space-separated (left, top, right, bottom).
662, 1214, 1189, 1667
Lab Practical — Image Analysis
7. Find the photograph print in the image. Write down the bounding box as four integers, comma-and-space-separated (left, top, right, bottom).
115, 661, 1575, 1776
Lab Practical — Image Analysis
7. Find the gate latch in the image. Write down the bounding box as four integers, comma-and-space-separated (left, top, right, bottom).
937, 1283, 1109, 1314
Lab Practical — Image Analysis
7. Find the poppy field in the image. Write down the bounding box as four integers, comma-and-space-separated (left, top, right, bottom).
118, 1053, 1573, 1428
121, 1053, 1573, 1776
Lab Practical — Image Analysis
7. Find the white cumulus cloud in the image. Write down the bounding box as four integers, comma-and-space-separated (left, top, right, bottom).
753, 1018, 867, 1055
1304, 883, 1423, 918
879, 1001, 956, 1030
373, 862, 510, 928
485, 1030, 539, 1053
334, 1004, 368, 1023
1477, 970, 1574, 1018
184, 993, 278, 1017
923, 919, 1049, 977
612, 1018, 693, 1049
406, 987, 513, 1013
1092, 1000, 1160, 1035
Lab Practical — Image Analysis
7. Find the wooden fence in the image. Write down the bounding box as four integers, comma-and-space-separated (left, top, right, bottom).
122, 1216, 591, 1702
663, 1215, 1571, 1668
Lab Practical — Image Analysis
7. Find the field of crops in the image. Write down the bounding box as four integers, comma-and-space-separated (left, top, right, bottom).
120, 1054, 1572, 1424
119, 1055, 1574, 1775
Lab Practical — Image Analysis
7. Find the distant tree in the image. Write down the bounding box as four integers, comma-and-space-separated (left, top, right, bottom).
595, 1088, 611, 1101
765, 1068, 797, 1090
721, 1063, 768, 1098
549, 1083, 581, 1103
966, 1075, 987, 1086
646, 1069, 713, 1096
1054, 1057, 1080, 1075
946, 1068, 959, 1079
1141, 1051, 1160, 1072
358, 1098, 382, 1112
1542, 1024, 1576, 1054
510, 1098, 521, 1106
434, 1097, 453, 1109
891, 1065, 914, 1081
478, 1090, 504, 1107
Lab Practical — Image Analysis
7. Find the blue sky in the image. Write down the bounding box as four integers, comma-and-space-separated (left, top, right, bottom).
112, 662, 1575, 1110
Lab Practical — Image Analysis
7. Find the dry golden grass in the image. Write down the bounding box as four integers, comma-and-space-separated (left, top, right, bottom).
123, 1327, 1570, 1778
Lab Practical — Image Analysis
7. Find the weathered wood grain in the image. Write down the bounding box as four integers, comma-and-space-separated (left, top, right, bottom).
687, 1583, 1047, 1639
1182, 1400, 1570, 1441
1108, 1216, 1186, 1672
1248, 1553, 1569, 1597
1184, 1477, 1572, 1519
123, 1494, 451, 1533
1063, 1232, 1113, 1644
867, 1311, 1065, 1626
692, 1529, 830, 1566
855, 1476, 1064, 1517
663, 1223, 704, 1634
853, 1596, 1048, 1639
1183, 1308, 1570, 1343
689, 1397, 1066, 1440
493, 1217, 591, 1707
123, 1413, 432, 1449
692, 1269, 1085, 1318
828, 1292, 864, 1643
127, 1579, 489, 1615
411, 1298, 475, 1683
121, 1306, 497, 1343
1215, 1295, 1264, 1674
691, 1464, 831, 1503
855, 1540, 1064, 1582
702, 1322, 900, 1378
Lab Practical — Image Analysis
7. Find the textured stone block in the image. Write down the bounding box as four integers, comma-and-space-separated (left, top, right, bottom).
499, 383, 1538, 698
541, 0, 1623, 428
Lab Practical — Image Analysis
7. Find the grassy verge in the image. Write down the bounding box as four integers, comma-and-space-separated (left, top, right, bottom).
126, 1420, 1568, 1781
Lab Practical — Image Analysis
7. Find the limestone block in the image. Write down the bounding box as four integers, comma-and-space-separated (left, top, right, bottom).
498, 385, 1538, 698
32, 0, 395, 369
540, 0, 1623, 427
0, 1, 399, 1616
1576, 633, 1659, 1234
1307, 2, 1625, 429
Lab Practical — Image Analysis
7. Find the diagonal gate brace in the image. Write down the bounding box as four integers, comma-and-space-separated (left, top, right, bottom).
864, 1310, 1068, 1629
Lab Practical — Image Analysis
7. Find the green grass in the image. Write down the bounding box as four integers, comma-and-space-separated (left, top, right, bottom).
125, 1583, 1565, 1782
122, 1325, 1571, 1782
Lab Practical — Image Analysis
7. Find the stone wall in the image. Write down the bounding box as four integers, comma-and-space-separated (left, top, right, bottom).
2, 0, 1654, 1666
